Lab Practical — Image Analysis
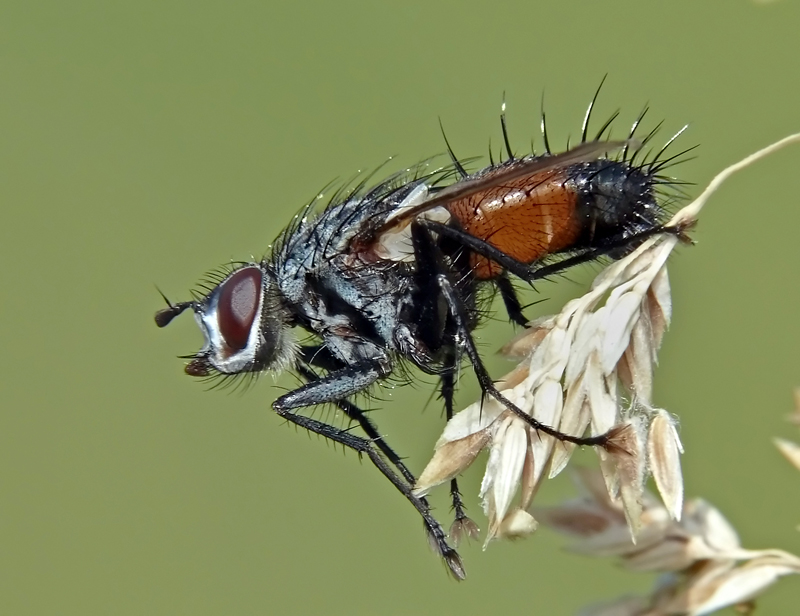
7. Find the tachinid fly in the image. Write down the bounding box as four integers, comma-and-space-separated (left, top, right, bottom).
155, 90, 691, 579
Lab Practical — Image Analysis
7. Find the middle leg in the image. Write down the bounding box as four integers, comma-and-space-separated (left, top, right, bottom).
410, 220, 613, 450
275, 358, 464, 578
439, 345, 480, 545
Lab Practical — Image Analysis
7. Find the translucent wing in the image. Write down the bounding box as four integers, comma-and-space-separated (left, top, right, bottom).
372, 140, 633, 238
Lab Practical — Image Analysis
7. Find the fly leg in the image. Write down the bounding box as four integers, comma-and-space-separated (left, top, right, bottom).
410, 221, 612, 449
405, 222, 480, 545
295, 353, 416, 485
418, 219, 684, 283
272, 406, 465, 579
274, 359, 465, 579
495, 275, 529, 327
439, 346, 479, 545
273, 359, 390, 410
518, 224, 690, 281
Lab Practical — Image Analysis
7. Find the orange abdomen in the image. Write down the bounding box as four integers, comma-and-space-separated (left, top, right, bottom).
445, 168, 581, 279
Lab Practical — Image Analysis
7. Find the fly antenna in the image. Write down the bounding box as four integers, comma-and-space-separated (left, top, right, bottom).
154, 286, 194, 328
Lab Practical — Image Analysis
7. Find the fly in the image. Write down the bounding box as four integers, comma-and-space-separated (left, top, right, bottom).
155, 88, 692, 579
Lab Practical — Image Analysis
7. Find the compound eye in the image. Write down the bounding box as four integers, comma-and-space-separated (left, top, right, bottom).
217, 267, 262, 351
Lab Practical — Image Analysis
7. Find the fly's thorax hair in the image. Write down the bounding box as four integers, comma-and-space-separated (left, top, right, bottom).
185, 262, 297, 378
272, 164, 448, 270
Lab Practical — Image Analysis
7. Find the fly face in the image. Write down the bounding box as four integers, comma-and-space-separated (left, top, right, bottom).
156, 263, 296, 379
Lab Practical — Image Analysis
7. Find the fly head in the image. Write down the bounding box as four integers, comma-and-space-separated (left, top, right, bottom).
155, 263, 296, 378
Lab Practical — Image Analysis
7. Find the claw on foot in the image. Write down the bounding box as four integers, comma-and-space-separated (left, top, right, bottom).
424, 521, 466, 580
449, 516, 480, 548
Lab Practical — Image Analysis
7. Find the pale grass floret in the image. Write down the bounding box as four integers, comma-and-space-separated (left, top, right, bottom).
774, 387, 800, 472
415, 134, 800, 554
542, 469, 800, 616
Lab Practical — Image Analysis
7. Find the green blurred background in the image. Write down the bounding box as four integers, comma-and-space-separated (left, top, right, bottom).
3, 1, 800, 614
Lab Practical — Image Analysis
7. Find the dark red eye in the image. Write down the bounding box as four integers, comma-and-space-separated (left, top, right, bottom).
217, 267, 262, 350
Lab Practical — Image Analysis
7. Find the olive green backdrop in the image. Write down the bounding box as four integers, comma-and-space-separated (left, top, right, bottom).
3, 1, 800, 614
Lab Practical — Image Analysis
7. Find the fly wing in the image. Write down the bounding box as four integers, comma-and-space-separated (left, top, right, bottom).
373, 139, 634, 238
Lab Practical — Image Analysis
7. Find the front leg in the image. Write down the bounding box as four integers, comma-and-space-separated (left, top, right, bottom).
274, 356, 465, 579
295, 352, 416, 485
273, 359, 390, 411
272, 402, 465, 579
